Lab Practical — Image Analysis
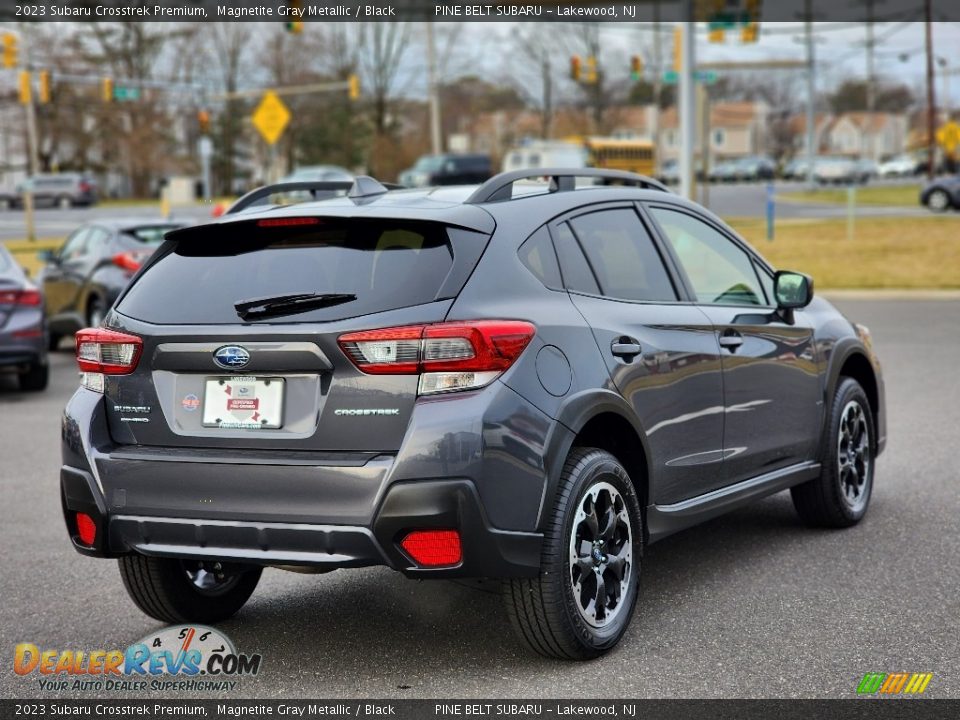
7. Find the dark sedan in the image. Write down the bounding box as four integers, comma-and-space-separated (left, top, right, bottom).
38, 219, 186, 349
920, 174, 960, 212
0, 245, 47, 390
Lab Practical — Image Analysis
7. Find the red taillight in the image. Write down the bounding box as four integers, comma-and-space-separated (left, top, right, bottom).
256, 217, 321, 227
75, 513, 97, 546
75, 328, 143, 375
0, 288, 41, 306
112, 252, 143, 273
78, 182, 91, 193
400, 530, 462, 567
338, 320, 535, 394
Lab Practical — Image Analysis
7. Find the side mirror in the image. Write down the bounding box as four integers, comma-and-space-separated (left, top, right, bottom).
774, 270, 814, 309
37, 249, 56, 264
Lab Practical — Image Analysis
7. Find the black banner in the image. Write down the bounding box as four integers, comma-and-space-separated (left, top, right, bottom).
3, 700, 960, 719
1, 0, 959, 23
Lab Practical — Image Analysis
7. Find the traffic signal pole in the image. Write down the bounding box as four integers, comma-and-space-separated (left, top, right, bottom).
678, 17, 696, 200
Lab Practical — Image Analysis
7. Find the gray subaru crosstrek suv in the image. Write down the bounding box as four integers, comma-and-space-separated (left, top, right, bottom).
60, 170, 885, 659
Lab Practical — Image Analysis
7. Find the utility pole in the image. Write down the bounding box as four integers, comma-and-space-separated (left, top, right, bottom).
864, 1, 876, 161
804, 0, 817, 191
22, 28, 39, 242
651, 1, 662, 173
678, 16, 696, 200
924, 0, 936, 179
425, 22, 442, 155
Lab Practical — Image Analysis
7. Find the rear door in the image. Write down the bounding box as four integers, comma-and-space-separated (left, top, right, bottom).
646, 204, 821, 486
43, 227, 91, 318
107, 217, 489, 454
550, 203, 726, 505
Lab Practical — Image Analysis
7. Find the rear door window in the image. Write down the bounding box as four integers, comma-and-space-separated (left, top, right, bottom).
117, 219, 458, 324
567, 208, 677, 303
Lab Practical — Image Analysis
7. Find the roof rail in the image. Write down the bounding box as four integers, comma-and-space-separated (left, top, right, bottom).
225, 177, 403, 215
464, 168, 669, 205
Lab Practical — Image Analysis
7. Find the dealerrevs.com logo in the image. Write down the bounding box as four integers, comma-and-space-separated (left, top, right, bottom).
857, 672, 934, 696
14, 625, 262, 693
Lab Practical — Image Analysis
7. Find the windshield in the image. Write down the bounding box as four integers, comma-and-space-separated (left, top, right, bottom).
414, 156, 444, 172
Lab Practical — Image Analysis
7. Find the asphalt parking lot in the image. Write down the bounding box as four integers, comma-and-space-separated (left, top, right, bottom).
1, 298, 957, 700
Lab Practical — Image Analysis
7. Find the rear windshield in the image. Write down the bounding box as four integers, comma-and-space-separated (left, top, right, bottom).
122, 226, 180, 245
116, 219, 454, 324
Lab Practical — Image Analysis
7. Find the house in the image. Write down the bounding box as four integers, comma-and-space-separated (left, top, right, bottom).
823, 112, 908, 161
658, 101, 771, 166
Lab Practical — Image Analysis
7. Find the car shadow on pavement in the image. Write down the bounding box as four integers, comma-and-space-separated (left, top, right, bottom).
212, 491, 825, 689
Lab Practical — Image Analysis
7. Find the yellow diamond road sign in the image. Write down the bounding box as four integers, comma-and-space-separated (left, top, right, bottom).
252, 91, 290, 146
936, 122, 960, 154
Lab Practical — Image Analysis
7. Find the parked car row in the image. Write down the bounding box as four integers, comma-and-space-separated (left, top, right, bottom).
0, 173, 98, 210
0, 218, 186, 391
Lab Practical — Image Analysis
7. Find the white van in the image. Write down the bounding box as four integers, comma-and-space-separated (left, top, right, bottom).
502, 141, 588, 173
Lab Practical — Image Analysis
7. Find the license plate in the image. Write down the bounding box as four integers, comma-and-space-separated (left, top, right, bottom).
202, 377, 284, 429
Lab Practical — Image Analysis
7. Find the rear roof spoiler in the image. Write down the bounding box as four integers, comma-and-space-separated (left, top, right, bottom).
226, 177, 403, 215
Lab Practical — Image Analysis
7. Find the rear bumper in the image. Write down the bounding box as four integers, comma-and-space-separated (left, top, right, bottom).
61, 465, 541, 578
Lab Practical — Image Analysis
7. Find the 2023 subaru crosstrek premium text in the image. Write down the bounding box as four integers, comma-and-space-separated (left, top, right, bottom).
60, 170, 885, 659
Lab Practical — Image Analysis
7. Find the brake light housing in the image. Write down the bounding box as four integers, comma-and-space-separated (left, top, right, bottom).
111, 251, 145, 273
75, 328, 143, 392
0, 288, 41, 306
338, 320, 535, 395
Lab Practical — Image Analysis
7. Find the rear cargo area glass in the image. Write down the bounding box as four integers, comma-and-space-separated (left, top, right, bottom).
116, 219, 454, 324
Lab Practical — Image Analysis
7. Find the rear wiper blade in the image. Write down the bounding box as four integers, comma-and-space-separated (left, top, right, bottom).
234, 292, 357, 321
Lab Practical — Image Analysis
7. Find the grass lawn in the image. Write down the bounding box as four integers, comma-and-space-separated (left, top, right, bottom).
728, 216, 960, 289
778, 184, 923, 207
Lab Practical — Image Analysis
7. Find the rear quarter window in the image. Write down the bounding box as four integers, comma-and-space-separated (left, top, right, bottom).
117, 219, 458, 324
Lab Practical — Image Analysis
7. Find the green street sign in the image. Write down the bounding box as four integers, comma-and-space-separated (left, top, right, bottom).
113, 86, 140, 101
662, 70, 717, 85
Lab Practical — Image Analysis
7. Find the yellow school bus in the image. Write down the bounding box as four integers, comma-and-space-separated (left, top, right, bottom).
582, 138, 656, 177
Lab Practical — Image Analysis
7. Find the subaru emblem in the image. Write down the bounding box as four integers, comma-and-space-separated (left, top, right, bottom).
213, 345, 251, 370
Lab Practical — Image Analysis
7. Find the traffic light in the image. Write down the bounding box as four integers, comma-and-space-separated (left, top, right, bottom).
348, 74, 360, 101
585, 56, 598, 85
18, 71, 31, 105
2, 32, 17, 69
708, 28, 726, 43
285, 0, 303, 33
102, 77, 113, 102
38, 70, 51, 104
741, 23, 759, 43
630, 55, 643, 82
570, 55, 581, 82
198, 109, 210, 134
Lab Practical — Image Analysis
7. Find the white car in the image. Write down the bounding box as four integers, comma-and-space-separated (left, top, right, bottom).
877, 156, 916, 178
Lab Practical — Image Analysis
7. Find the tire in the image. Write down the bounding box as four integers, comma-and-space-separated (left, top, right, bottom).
504, 448, 642, 660
791, 377, 875, 528
19, 362, 48, 392
87, 297, 106, 328
118, 554, 262, 624
927, 189, 951, 213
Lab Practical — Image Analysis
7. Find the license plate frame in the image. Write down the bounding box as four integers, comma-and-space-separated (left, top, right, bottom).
201, 376, 284, 430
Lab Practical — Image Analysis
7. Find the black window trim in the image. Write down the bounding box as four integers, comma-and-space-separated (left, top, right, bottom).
642, 201, 778, 311
545, 201, 688, 307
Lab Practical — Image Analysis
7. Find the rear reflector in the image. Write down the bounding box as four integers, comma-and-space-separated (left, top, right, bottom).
0, 289, 41, 306
75, 328, 143, 383
338, 320, 535, 395
257, 217, 321, 227
75, 513, 96, 546
400, 530, 462, 567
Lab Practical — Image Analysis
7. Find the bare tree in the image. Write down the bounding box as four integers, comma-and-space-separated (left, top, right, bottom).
356, 23, 413, 136
509, 24, 559, 139
204, 23, 253, 194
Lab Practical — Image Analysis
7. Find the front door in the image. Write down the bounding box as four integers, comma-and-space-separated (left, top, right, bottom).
647, 205, 822, 487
